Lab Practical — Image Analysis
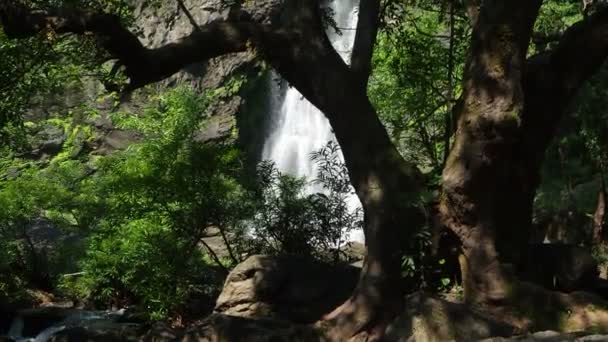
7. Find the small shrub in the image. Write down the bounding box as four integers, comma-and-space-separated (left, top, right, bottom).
68, 217, 219, 320
244, 141, 363, 263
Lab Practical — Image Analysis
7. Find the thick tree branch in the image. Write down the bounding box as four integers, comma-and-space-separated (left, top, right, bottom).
0, 2, 295, 91
544, 6, 608, 97
521, 7, 608, 168
0, 0, 353, 110
350, 0, 380, 89
531, 31, 563, 45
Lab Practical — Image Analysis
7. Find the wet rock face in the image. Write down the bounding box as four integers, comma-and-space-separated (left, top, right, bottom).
23, 0, 283, 162
214, 255, 360, 323
128, 0, 282, 143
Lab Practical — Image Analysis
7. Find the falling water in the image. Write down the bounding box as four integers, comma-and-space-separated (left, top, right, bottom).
261, 0, 364, 242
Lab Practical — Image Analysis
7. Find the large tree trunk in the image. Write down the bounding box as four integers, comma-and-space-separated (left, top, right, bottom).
440, 0, 542, 305
441, 2, 608, 306
269, 2, 426, 337
494, 6, 608, 265
593, 172, 606, 243
320, 92, 424, 339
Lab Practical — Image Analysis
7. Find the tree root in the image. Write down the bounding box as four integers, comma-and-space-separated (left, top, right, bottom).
316, 292, 403, 341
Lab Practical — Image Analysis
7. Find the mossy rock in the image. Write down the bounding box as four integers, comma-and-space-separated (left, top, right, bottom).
505, 282, 608, 333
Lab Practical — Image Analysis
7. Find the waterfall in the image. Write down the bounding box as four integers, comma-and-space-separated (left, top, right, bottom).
261, 0, 364, 242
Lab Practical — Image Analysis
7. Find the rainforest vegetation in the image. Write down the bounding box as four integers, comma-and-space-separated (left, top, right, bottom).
2, 0, 608, 340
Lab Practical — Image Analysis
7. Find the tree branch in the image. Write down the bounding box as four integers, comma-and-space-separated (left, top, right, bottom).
0, 1, 292, 91
0, 0, 354, 114
531, 31, 563, 45
544, 6, 608, 97
520, 7, 608, 168
351, 0, 380, 89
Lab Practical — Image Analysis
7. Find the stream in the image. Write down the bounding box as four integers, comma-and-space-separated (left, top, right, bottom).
6, 307, 130, 342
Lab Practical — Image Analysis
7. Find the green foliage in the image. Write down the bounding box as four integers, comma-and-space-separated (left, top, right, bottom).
246, 143, 362, 262
532, 1, 581, 53
0, 0, 134, 142
74, 217, 216, 320
370, 1, 468, 174
0, 160, 89, 296
534, 62, 608, 242
64, 86, 245, 318
0, 67, 363, 315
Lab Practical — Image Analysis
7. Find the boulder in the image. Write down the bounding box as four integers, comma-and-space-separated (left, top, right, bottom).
187, 293, 518, 341
214, 255, 359, 323
48, 322, 141, 342
180, 314, 321, 342
385, 292, 517, 341
140, 322, 183, 342
36, 125, 66, 156
480, 330, 607, 341
518, 244, 598, 292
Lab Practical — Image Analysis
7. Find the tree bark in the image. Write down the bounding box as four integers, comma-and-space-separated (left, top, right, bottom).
440, 0, 542, 305
442, 3, 608, 306
593, 173, 607, 243
494, 6, 608, 263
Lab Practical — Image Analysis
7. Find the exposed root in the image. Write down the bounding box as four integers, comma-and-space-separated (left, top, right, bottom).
316, 292, 403, 341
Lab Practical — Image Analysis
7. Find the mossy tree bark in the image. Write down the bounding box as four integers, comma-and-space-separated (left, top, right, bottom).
440, 0, 543, 305
441, 2, 608, 306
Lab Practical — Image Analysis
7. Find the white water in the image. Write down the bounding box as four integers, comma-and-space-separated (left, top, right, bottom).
261, 0, 364, 242
8, 308, 126, 342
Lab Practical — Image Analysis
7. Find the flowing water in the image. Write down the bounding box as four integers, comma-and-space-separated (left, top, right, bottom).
261, 0, 364, 242
7, 308, 127, 342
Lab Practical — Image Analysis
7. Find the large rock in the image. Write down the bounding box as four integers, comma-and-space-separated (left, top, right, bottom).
48, 322, 141, 342
140, 322, 183, 342
128, 0, 282, 144
180, 315, 321, 342
183, 293, 517, 342
23, 0, 283, 163
214, 255, 359, 323
481, 330, 608, 341
385, 292, 516, 341
518, 244, 598, 292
